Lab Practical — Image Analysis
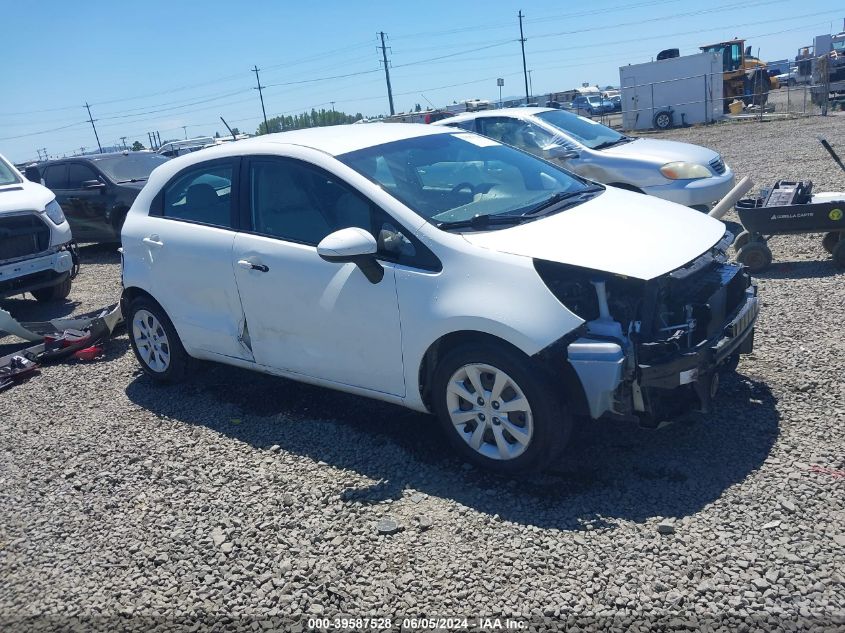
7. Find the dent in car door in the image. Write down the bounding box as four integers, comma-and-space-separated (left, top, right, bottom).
231, 157, 405, 395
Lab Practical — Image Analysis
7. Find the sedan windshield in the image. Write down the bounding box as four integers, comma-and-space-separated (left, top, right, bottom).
0, 156, 21, 186
338, 132, 596, 228
91, 153, 170, 183
535, 110, 631, 150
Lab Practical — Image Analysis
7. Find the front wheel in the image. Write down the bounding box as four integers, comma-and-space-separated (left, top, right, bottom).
32, 277, 71, 302
822, 231, 842, 255
431, 343, 571, 474
736, 241, 773, 273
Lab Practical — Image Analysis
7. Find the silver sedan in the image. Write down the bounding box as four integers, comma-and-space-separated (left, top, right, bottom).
436, 107, 735, 211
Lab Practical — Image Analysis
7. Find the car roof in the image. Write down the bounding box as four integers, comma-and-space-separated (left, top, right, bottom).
209, 123, 454, 158
435, 107, 557, 125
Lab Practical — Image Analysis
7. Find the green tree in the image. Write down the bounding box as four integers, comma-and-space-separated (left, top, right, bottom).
256, 108, 364, 135
131, 141, 145, 151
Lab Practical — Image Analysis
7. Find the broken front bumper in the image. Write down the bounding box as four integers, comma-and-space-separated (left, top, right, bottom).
567, 285, 759, 421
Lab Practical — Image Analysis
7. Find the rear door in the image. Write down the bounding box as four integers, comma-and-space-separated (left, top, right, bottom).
231, 156, 405, 395
140, 158, 252, 361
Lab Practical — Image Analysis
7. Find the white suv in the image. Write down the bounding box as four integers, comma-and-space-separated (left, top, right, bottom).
0, 153, 75, 302
121, 124, 758, 473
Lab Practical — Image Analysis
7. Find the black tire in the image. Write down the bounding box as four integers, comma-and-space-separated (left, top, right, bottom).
127, 296, 192, 382
653, 110, 673, 130
833, 239, 845, 269
736, 241, 773, 273
431, 342, 572, 474
733, 231, 752, 251
31, 277, 71, 302
822, 231, 842, 255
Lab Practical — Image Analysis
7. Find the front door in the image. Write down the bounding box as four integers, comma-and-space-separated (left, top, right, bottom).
61, 162, 113, 241
231, 157, 405, 396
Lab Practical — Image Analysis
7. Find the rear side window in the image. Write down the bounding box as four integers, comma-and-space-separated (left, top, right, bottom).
43, 164, 68, 190
161, 162, 234, 228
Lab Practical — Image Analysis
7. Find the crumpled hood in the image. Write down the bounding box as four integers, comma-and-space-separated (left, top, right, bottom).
602, 137, 719, 166
0, 181, 54, 214
462, 187, 726, 280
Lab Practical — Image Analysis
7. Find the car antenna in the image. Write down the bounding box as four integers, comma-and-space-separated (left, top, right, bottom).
220, 116, 237, 141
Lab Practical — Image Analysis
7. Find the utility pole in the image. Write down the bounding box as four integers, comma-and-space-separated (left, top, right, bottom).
528, 69, 534, 99
147, 132, 154, 149
182, 126, 188, 139
120, 136, 127, 150
518, 11, 529, 104
379, 32, 395, 116
85, 102, 103, 153
155, 131, 162, 148
331, 101, 335, 112
252, 65, 269, 134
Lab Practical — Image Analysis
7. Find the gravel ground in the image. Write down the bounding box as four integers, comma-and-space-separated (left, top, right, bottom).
1, 115, 844, 632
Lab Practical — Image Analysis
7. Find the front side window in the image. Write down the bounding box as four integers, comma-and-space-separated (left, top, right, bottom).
248, 158, 435, 267
0, 156, 21, 186
162, 162, 233, 227
339, 132, 597, 228
66, 163, 99, 189
535, 110, 629, 150
477, 117, 555, 156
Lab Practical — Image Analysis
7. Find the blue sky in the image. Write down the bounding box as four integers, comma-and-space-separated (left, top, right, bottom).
3, 0, 841, 162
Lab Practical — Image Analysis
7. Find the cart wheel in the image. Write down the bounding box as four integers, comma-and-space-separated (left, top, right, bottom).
822, 231, 842, 255
736, 241, 773, 273
833, 239, 845, 269
733, 231, 752, 251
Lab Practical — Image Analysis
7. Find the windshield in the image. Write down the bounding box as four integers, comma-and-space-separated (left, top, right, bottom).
833, 38, 844, 53
535, 110, 628, 150
0, 155, 21, 186
92, 153, 169, 182
338, 132, 595, 228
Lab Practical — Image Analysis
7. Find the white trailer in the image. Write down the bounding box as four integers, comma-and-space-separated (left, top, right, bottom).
619, 52, 724, 131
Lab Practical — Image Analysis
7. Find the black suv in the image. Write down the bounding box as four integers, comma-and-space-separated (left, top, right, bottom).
26, 152, 169, 243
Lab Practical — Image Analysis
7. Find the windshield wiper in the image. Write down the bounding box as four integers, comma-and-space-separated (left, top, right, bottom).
117, 177, 147, 183
521, 187, 603, 217
436, 213, 529, 231
593, 137, 633, 150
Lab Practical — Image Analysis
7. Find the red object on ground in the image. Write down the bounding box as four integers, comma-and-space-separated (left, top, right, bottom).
73, 346, 104, 361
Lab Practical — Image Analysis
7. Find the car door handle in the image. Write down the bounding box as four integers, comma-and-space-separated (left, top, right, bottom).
143, 236, 163, 247
237, 259, 269, 272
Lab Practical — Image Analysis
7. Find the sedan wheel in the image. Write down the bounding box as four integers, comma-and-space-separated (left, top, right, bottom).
132, 309, 171, 372
446, 363, 534, 461
432, 342, 571, 473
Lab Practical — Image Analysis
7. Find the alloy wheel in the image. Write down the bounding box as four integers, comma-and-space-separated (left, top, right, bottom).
132, 309, 171, 373
445, 363, 534, 461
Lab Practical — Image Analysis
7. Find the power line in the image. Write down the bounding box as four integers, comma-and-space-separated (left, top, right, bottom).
379, 31, 395, 116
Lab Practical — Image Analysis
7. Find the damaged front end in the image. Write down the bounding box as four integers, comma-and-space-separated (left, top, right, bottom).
535, 232, 759, 426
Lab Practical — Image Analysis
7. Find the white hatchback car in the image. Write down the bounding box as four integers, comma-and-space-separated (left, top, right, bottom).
121, 124, 758, 473
436, 108, 735, 211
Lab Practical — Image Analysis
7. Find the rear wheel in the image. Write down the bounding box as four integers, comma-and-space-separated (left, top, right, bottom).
32, 277, 71, 302
127, 297, 191, 382
653, 110, 673, 130
432, 342, 571, 474
822, 231, 842, 255
736, 241, 773, 273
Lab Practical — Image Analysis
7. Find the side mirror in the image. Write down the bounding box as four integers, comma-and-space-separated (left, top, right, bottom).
82, 179, 106, 190
317, 227, 383, 284
24, 166, 41, 182
547, 145, 579, 160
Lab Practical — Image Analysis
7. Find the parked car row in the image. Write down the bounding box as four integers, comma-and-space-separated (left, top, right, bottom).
119, 124, 757, 473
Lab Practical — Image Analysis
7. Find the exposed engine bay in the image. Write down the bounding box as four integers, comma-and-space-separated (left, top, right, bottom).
535, 232, 759, 425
